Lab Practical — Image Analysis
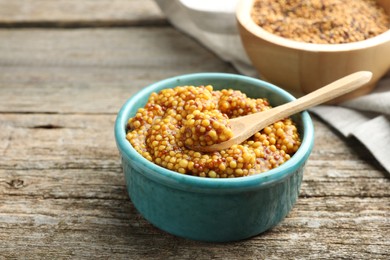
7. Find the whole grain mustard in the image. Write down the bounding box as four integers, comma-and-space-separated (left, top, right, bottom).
126, 85, 301, 178
251, 0, 389, 44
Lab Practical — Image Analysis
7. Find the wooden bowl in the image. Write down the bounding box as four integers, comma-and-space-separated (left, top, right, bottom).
236, 0, 390, 102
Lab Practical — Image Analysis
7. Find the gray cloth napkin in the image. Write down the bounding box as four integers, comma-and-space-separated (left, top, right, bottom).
154, 0, 390, 174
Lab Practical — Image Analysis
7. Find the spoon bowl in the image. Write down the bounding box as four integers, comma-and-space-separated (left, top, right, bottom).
190, 71, 372, 152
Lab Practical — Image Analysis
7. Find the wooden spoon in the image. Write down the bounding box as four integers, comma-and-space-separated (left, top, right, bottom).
190, 71, 372, 152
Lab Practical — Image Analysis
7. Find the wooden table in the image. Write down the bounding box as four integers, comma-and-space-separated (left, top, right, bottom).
1, 1, 389, 259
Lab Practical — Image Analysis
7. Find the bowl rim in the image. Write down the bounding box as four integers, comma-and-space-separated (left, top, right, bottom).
115, 73, 314, 190
236, 0, 390, 52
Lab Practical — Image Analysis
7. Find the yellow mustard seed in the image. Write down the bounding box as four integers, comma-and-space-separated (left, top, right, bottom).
229, 161, 237, 169
208, 170, 217, 178
179, 159, 189, 168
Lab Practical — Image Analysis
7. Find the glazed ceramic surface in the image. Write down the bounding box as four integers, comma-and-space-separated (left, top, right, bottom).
115, 73, 314, 242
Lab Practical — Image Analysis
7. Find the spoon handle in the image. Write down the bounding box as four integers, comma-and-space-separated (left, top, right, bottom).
278, 71, 372, 114
249, 71, 372, 127
193, 71, 372, 152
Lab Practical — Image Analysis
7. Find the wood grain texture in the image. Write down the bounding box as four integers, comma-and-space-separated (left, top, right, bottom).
0, 2, 389, 259
0, 103, 388, 259
0, 0, 166, 27
0, 28, 235, 114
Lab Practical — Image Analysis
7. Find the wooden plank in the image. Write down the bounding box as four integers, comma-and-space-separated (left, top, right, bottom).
0, 0, 166, 27
0, 112, 387, 259
0, 114, 119, 170
0, 113, 388, 197
0, 28, 236, 114
0, 196, 388, 259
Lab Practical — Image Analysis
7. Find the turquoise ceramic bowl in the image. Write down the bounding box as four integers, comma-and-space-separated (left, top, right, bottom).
115, 73, 314, 242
